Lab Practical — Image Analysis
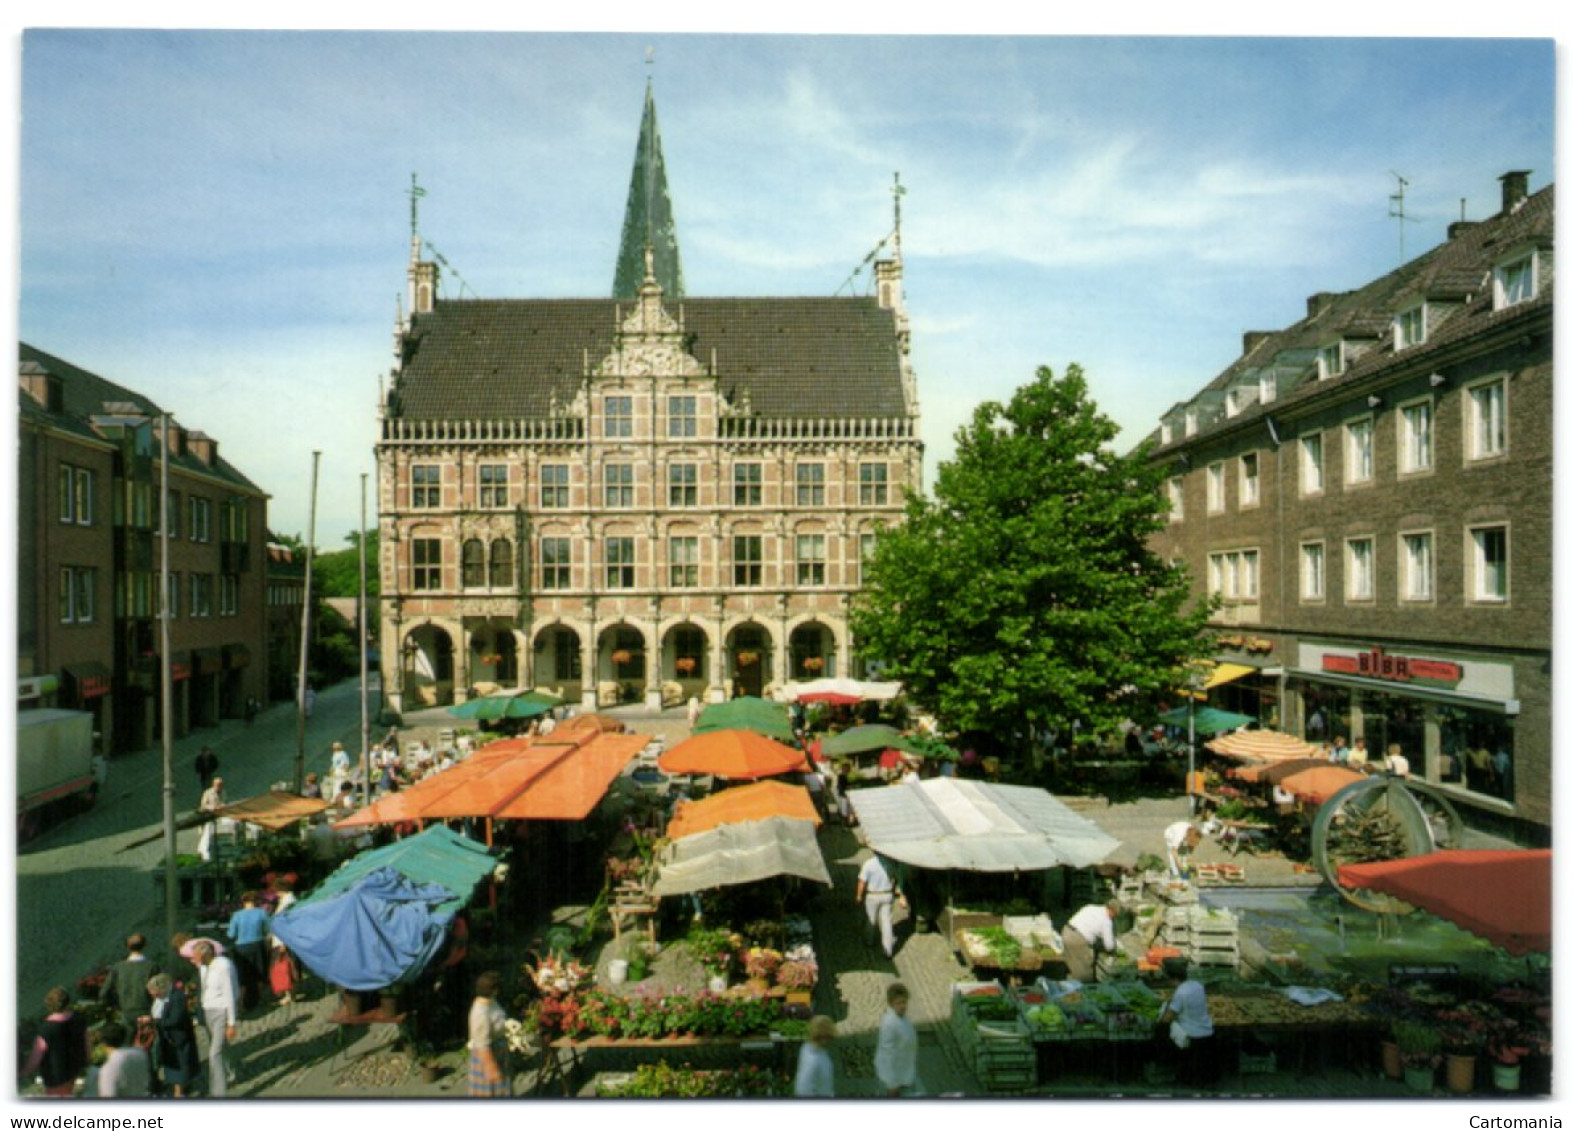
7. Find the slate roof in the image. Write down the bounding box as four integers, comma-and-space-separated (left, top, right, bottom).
391, 295, 911, 421
1147, 182, 1554, 451
19, 342, 265, 492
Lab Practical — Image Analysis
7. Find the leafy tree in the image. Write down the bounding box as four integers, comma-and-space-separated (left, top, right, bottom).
315, 530, 379, 599
849, 364, 1213, 744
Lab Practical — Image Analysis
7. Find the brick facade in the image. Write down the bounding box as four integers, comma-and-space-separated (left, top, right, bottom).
1147, 175, 1552, 839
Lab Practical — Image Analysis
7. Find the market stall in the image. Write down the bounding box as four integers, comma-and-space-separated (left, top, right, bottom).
657, 728, 807, 781
777, 677, 903, 705
650, 815, 832, 896
665, 780, 820, 841
1337, 850, 1551, 956
692, 697, 797, 742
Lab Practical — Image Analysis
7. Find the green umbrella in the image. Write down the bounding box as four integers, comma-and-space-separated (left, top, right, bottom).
693, 697, 797, 742
448, 689, 563, 721
821, 724, 929, 758
1157, 705, 1255, 736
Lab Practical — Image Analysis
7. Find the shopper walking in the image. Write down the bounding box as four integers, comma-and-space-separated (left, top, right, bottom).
147, 973, 199, 1097
855, 853, 905, 959
193, 941, 240, 1096
466, 971, 511, 1097
874, 982, 922, 1097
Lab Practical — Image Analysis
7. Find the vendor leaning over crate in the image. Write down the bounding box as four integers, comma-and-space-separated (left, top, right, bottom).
1062, 900, 1120, 984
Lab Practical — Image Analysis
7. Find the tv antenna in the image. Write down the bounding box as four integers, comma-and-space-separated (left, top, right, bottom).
1389, 172, 1418, 266
834, 172, 905, 296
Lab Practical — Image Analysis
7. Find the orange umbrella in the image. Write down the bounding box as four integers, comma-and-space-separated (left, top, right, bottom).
554, 713, 626, 736
1279, 765, 1367, 805
657, 728, 808, 780
666, 780, 821, 840
1231, 756, 1330, 784
1207, 729, 1321, 762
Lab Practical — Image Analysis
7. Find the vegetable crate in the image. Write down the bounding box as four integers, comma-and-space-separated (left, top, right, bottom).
1019, 980, 1106, 1042
951, 982, 1035, 1092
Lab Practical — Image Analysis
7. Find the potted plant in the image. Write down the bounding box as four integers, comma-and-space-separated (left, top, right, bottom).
1394, 1019, 1443, 1092
1486, 1022, 1549, 1093
626, 940, 657, 983
675, 656, 697, 675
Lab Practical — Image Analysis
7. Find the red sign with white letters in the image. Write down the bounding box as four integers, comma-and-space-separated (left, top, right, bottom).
1321, 646, 1462, 688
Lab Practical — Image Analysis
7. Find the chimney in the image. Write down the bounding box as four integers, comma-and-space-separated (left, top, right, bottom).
187, 431, 218, 466
1242, 331, 1273, 357
163, 421, 187, 457
1500, 171, 1531, 215
1306, 292, 1339, 319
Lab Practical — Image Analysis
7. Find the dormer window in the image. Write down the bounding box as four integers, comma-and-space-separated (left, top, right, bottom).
1225, 388, 1240, 418
1161, 420, 1174, 445
1185, 407, 1199, 436
1259, 372, 1277, 405
1317, 341, 1344, 380
1394, 304, 1426, 351
1494, 250, 1539, 310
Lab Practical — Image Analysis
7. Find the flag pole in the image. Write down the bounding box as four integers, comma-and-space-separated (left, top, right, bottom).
294, 452, 321, 792
159, 415, 179, 944
359, 473, 371, 807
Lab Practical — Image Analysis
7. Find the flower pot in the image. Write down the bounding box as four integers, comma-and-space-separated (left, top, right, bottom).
607, 959, 629, 985
1403, 1064, 1435, 1093
420, 1061, 441, 1084
1492, 1062, 1522, 1092
1445, 1053, 1476, 1094
1380, 1040, 1402, 1079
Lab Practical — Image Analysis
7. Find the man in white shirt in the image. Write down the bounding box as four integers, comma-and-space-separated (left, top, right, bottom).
854, 854, 905, 959
95, 1022, 151, 1098
1385, 745, 1411, 779
1063, 900, 1120, 983
1164, 821, 1200, 877
1158, 957, 1217, 1088
193, 942, 240, 1097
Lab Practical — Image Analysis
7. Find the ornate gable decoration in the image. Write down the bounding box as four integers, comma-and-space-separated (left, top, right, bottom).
595, 249, 710, 382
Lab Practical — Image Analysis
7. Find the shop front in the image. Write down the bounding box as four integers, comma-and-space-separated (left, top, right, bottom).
1287, 640, 1519, 818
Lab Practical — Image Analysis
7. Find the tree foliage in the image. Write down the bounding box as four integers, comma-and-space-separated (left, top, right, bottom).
315, 530, 379, 599
849, 364, 1214, 742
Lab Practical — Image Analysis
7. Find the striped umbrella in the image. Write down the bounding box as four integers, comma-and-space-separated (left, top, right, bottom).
1206, 729, 1321, 762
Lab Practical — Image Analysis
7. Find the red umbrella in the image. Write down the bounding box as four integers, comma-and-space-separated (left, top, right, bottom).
878, 749, 912, 771
1278, 765, 1367, 804
1338, 849, 1551, 956
798, 691, 861, 706
658, 728, 808, 781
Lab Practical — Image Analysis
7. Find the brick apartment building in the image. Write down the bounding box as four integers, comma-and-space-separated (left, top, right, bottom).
1147, 172, 1552, 842
376, 85, 922, 712
18, 344, 272, 754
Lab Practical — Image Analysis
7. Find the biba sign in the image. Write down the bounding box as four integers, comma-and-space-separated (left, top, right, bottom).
1322, 645, 1463, 689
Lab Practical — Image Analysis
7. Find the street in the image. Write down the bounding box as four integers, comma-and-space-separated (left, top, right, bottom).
15, 679, 375, 1013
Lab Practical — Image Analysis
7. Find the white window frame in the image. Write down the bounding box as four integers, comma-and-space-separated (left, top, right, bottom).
410, 464, 442, 509
667, 395, 697, 438
189, 497, 212, 542
1317, 342, 1344, 380
1345, 416, 1374, 486
1467, 524, 1509, 604
1394, 303, 1427, 350
478, 464, 509, 509
859, 463, 890, 506
1493, 249, 1538, 310
1259, 372, 1278, 405
1299, 542, 1325, 602
796, 533, 827, 587
1464, 377, 1508, 462
668, 463, 698, 508
1225, 388, 1241, 418
796, 463, 826, 507
1239, 452, 1261, 508
733, 463, 763, 507
1206, 462, 1226, 513
539, 464, 570, 509
1167, 476, 1184, 522
604, 395, 634, 439
1399, 530, 1434, 603
1397, 398, 1434, 475
604, 464, 635, 508
668, 536, 699, 588
1207, 553, 1225, 598
1300, 433, 1325, 496
604, 536, 636, 590
1185, 407, 1199, 436
1239, 549, 1259, 600
1160, 420, 1174, 445
540, 537, 572, 590
1345, 537, 1375, 602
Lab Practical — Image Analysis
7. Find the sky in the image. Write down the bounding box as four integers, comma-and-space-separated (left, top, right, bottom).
13, 24, 1558, 547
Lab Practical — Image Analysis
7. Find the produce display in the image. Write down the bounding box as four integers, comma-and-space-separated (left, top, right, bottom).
1207, 991, 1371, 1029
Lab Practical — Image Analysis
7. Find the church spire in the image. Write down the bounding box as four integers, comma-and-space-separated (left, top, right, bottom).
612, 79, 684, 300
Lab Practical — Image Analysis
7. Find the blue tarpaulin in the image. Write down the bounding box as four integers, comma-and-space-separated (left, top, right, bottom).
272, 867, 459, 990
274, 826, 499, 990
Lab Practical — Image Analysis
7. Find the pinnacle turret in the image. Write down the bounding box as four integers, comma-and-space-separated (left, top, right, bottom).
612, 82, 684, 300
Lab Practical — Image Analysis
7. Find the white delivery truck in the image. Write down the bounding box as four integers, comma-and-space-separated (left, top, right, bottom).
17, 708, 98, 840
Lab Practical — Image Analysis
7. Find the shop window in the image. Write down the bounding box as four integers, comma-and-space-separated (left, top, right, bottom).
1437, 705, 1515, 802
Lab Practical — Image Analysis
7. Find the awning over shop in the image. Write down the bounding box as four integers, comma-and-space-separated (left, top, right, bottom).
297, 824, 498, 915
62, 662, 112, 699
847, 778, 1123, 873
213, 790, 330, 831
666, 780, 821, 840
1203, 662, 1258, 689
1337, 849, 1551, 956
651, 816, 831, 896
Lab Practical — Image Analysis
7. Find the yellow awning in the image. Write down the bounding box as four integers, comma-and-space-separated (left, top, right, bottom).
1178, 661, 1257, 699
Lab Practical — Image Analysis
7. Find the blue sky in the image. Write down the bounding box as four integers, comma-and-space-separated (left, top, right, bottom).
14, 28, 1558, 545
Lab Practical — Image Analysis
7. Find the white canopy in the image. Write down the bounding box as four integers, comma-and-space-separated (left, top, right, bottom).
847, 778, 1123, 872
650, 816, 833, 896
777, 678, 904, 702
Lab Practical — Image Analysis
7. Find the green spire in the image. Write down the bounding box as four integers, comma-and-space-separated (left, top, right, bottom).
613, 81, 684, 300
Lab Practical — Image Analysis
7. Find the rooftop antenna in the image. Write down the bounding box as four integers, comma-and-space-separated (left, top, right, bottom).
408, 172, 426, 241
892, 171, 906, 259
834, 174, 906, 296
1388, 172, 1417, 266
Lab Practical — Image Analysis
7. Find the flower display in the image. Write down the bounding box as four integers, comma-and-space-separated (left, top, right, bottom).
527, 953, 593, 998
596, 1062, 789, 1098
743, 946, 782, 981
775, 958, 818, 990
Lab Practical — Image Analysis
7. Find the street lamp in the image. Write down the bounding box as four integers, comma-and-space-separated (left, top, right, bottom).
1187, 669, 1204, 816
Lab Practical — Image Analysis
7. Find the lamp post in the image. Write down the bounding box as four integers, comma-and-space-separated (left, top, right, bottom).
1187, 671, 1203, 816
